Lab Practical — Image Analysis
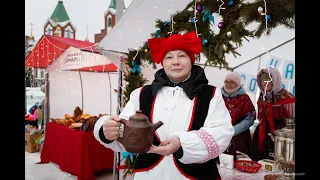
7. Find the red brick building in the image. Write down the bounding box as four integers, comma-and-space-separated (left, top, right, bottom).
94, 0, 119, 43
43, 1, 77, 40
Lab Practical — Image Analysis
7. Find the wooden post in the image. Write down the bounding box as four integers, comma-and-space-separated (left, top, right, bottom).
44, 72, 50, 130
78, 71, 84, 111
25, 72, 27, 111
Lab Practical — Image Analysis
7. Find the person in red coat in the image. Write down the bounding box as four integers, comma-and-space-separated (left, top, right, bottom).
250, 68, 295, 161
221, 72, 256, 156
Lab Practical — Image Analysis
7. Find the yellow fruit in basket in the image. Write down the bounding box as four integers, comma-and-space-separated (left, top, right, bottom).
61, 120, 67, 126
68, 118, 75, 123
71, 123, 83, 129
80, 114, 91, 119
64, 114, 73, 119
57, 120, 64, 126
75, 116, 81, 122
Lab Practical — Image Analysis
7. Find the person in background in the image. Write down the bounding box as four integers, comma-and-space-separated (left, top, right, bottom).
26, 102, 39, 128
93, 31, 234, 180
33, 107, 39, 128
250, 68, 295, 161
221, 72, 255, 156
40, 84, 46, 133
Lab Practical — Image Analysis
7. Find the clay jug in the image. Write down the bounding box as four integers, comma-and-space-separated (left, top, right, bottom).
117, 110, 163, 153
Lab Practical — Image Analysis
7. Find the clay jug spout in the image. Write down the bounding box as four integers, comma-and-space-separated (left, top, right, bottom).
151, 121, 164, 133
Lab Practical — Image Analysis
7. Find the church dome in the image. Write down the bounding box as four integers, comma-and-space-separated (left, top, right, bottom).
29, 35, 35, 41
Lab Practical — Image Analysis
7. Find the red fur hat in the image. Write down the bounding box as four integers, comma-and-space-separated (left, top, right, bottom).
147, 31, 202, 64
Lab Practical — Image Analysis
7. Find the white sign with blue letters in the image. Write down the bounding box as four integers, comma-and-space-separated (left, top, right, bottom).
267, 56, 283, 69
240, 72, 249, 88
241, 74, 258, 94
282, 60, 295, 81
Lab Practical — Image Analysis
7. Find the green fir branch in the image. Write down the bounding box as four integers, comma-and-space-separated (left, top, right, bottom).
121, 155, 137, 180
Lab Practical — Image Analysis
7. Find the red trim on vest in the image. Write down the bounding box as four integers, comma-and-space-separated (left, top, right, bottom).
133, 156, 165, 173
173, 157, 196, 180
139, 86, 146, 102
212, 87, 216, 97
117, 165, 127, 170
150, 95, 161, 143
135, 91, 163, 173
187, 97, 197, 131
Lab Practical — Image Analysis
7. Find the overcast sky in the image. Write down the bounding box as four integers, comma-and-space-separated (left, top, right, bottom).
25, 0, 132, 42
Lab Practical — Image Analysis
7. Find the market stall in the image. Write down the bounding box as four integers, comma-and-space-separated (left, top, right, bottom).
25, 35, 121, 180
25, 34, 120, 121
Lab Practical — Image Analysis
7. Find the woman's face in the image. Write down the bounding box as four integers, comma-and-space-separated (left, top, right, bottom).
261, 79, 273, 92
162, 50, 192, 82
224, 80, 238, 90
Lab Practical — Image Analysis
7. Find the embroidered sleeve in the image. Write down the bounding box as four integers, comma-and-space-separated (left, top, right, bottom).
172, 88, 234, 164
194, 129, 219, 162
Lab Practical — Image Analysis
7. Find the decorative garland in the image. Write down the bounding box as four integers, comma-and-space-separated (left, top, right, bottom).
120, 0, 294, 179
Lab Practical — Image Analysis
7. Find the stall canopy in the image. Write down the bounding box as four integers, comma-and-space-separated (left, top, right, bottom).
97, 0, 189, 54
25, 35, 117, 72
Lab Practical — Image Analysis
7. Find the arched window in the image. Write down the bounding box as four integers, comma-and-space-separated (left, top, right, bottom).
64, 26, 73, 38
107, 17, 112, 27
54, 27, 62, 36
45, 25, 53, 35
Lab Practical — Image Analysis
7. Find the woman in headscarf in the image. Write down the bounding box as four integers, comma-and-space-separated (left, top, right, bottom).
250, 68, 295, 161
221, 72, 255, 156
93, 31, 234, 180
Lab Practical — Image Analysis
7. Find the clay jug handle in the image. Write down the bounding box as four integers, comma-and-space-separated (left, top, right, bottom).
116, 119, 127, 144
120, 119, 127, 125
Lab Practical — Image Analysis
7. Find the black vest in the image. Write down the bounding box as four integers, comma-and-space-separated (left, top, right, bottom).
133, 85, 221, 180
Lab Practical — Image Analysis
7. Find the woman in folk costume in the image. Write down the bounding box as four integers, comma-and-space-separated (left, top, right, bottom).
250, 68, 295, 161
93, 31, 234, 180
221, 72, 255, 156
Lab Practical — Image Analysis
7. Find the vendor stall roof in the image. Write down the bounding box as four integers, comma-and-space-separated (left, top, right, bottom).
25, 35, 117, 72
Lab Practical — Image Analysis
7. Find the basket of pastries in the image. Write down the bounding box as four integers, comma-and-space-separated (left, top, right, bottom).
234, 160, 262, 173
51, 118, 73, 127
52, 107, 104, 131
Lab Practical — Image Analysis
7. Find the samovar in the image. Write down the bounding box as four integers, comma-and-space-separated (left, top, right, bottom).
270, 117, 295, 180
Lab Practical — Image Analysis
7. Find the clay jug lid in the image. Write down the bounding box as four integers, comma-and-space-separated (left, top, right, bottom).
130, 110, 148, 121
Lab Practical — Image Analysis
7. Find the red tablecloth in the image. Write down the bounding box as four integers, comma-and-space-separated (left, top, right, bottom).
39, 122, 114, 180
